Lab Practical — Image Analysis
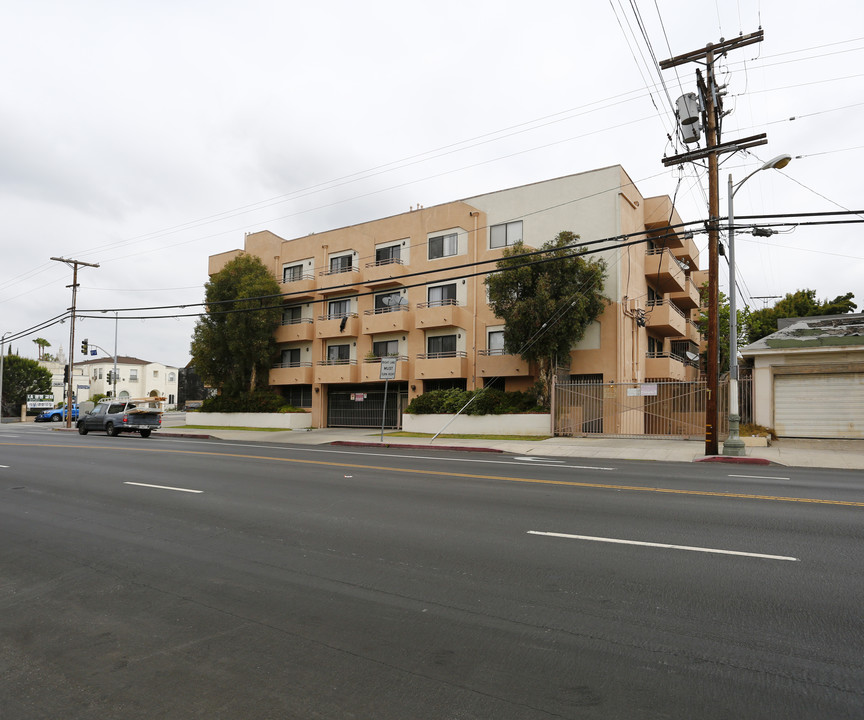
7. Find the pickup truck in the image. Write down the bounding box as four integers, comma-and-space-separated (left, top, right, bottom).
35, 403, 79, 422
77, 399, 162, 438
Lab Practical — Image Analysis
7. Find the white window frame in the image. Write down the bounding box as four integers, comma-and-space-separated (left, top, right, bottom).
428, 232, 458, 260
490, 220, 523, 249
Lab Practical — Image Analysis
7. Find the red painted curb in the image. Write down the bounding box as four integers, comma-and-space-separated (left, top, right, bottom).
694, 455, 772, 465
330, 440, 503, 454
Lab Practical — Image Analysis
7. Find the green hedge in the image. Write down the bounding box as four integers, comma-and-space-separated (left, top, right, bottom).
200, 391, 306, 414
405, 388, 546, 416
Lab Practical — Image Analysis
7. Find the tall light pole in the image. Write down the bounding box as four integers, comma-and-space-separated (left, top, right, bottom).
723, 153, 792, 456
0, 331, 11, 424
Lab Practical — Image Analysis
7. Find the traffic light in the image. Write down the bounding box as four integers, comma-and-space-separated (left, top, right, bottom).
107, 370, 113, 385
81, 338, 88, 355
63, 364, 69, 383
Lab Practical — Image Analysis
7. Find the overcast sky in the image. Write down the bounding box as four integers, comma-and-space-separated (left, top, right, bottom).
2, 0, 862, 367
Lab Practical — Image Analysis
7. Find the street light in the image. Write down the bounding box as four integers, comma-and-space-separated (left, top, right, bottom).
723, 153, 792, 456
0, 331, 11, 424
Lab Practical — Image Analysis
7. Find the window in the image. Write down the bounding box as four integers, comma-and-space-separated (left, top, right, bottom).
329, 255, 353, 274
490, 220, 523, 249
427, 334, 457, 356
168, 372, 176, 382
281, 348, 301, 366
648, 336, 662, 354
283, 264, 304, 283
327, 344, 350, 362
487, 330, 505, 354
98, 368, 103, 379
328, 299, 351, 318
428, 233, 458, 259
284, 385, 312, 408
372, 340, 399, 357
153, 370, 159, 378
427, 283, 457, 306
374, 291, 403, 312
375, 245, 401, 264
129, 370, 138, 382
283, 306, 302, 324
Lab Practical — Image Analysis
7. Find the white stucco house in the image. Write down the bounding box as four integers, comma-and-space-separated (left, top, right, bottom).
740, 313, 864, 439
76, 356, 179, 409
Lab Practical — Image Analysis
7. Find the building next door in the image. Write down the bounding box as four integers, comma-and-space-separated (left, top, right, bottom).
326, 383, 408, 428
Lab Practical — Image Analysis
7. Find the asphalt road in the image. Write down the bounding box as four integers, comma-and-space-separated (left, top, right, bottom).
2, 425, 863, 719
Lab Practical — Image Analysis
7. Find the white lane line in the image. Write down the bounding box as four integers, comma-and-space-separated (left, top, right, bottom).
124, 481, 203, 494
728, 474, 790, 481
514, 456, 565, 463
527, 531, 799, 562
0, 464, 9, 468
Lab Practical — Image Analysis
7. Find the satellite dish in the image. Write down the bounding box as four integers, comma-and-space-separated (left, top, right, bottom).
685, 351, 699, 362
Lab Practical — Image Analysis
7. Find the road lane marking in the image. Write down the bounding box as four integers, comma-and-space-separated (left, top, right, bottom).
4, 441, 864, 508
728, 474, 790, 480
527, 531, 800, 561
124, 481, 203, 494
514, 456, 565, 463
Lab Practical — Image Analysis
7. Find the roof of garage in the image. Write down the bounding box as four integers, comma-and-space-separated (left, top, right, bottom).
742, 313, 864, 353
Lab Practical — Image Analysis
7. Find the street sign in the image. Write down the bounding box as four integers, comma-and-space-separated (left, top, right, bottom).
379, 356, 397, 380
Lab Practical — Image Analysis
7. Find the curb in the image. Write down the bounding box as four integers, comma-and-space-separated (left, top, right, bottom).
330, 440, 503, 454
156, 432, 213, 439
694, 455, 772, 465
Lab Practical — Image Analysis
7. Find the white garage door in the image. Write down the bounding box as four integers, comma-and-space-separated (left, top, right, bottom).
774, 373, 864, 438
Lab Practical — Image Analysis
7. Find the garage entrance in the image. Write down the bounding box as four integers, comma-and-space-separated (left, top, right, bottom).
774, 373, 864, 438
326, 383, 409, 428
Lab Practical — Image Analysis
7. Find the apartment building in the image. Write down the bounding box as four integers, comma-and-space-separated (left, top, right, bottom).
208, 166, 701, 428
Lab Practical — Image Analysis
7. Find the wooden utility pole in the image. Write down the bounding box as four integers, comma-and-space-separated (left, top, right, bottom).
51, 257, 100, 428
660, 30, 765, 456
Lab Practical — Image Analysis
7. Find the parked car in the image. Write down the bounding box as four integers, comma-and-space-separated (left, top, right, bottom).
35, 403, 79, 422
77, 399, 163, 437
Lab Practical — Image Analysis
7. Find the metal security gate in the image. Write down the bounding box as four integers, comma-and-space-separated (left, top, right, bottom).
554, 378, 753, 440
327, 384, 408, 428
554, 379, 707, 439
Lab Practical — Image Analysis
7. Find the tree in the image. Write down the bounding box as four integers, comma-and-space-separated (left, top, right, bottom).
746, 289, 857, 343
190, 254, 283, 397
485, 231, 608, 407
32, 337, 51, 360
698, 290, 747, 373
1, 354, 52, 416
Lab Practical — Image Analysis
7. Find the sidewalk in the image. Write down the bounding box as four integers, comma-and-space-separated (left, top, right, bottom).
156, 425, 864, 471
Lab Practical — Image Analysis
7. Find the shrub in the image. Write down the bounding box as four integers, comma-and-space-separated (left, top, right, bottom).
200, 391, 305, 413
405, 388, 546, 415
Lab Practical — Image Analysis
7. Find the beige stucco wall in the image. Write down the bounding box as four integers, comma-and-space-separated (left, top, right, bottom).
208, 167, 699, 427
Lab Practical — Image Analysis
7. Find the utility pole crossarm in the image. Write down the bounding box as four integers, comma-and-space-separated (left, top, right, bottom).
659, 30, 764, 70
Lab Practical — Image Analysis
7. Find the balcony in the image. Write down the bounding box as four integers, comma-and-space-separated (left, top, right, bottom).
415, 299, 471, 330
414, 351, 468, 380
644, 248, 686, 293
668, 276, 701, 310
644, 352, 687, 381
685, 319, 701, 343
315, 359, 358, 384
476, 349, 530, 379
318, 267, 362, 295
269, 362, 313, 385
316, 313, 358, 339
275, 318, 314, 343
362, 305, 412, 334
361, 356, 410, 382
643, 197, 684, 249
671, 232, 699, 270
645, 300, 687, 337
364, 258, 406, 287
280, 273, 317, 300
